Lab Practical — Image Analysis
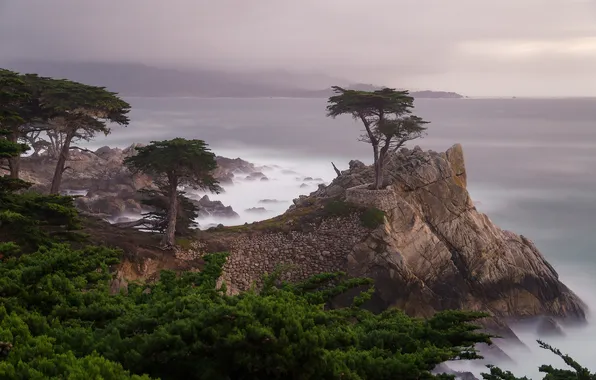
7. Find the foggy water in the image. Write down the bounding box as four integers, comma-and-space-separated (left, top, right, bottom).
84, 97, 596, 377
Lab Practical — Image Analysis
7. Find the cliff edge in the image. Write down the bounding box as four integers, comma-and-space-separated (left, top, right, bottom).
192, 144, 586, 327
321, 144, 585, 322
97, 144, 586, 332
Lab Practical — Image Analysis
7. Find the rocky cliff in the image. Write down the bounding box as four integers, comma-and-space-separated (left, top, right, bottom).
330, 145, 585, 322
7, 145, 261, 220
53, 143, 586, 333
181, 144, 586, 330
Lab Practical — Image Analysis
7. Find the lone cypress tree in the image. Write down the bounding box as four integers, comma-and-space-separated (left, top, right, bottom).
124, 138, 221, 247
326, 86, 429, 189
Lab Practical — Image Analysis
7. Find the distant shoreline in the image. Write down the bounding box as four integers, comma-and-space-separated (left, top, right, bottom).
120, 95, 596, 100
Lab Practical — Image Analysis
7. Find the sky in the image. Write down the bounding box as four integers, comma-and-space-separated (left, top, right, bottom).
1, 0, 596, 96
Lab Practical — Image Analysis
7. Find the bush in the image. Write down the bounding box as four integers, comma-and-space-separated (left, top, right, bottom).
360, 207, 386, 228
323, 200, 358, 217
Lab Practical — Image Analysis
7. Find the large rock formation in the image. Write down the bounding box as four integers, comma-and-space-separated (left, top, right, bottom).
193, 144, 586, 328
10, 144, 258, 219
344, 145, 585, 322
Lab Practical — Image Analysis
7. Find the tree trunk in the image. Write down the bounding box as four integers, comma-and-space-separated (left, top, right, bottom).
50, 131, 74, 194
372, 143, 381, 190
331, 162, 342, 177
374, 160, 384, 190
161, 177, 179, 247
7, 128, 20, 179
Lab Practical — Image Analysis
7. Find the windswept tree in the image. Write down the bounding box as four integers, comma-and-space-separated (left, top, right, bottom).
0, 70, 130, 188
326, 86, 429, 189
0, 70, 30, 178
124, 138, 221, 247
42, 78, 130, 194
135, 188, 200, 235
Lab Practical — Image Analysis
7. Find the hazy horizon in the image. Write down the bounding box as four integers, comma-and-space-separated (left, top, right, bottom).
2, 0, 596, 97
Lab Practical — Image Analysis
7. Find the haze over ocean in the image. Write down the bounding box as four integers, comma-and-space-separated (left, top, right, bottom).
86, 97, 596, 377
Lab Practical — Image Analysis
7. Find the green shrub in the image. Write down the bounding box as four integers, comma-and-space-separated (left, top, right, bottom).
323, 200, 357, 217
360, 207, 386, 228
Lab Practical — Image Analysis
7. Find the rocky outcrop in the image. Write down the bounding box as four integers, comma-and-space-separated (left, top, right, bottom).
329, 145, 586, 323
213, 156, 263, 185
192, 144, 585, 331
258, 199, 286, 204
11, 144, 256, 219
245, 207, 268, 214
192, 195, 239, 219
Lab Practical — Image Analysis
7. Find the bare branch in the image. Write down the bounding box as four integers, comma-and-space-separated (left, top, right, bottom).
69, 146, 99, 156
331, 162, 342, 177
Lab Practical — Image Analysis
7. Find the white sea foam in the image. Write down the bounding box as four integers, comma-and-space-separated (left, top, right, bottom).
187, 153, 336, 229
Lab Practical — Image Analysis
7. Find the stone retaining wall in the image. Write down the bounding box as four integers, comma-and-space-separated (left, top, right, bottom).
345, 184, 396, 212
220, 214, 371, 294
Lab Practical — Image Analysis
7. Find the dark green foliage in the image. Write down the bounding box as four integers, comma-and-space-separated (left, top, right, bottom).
360, 207, 386, 228
0, 69, 29, 126
137, 189, 199, 235
0, 110, 82, 253
323, 199, 358, 217
0, 244, 152, 379
323, 200, 386, 229
125, 138, 221, 246
0, 243, 495, 380
0, 192, 83, 253
1, 68, 130, 190
125, 139, 221, 193
482, 340, 595, 380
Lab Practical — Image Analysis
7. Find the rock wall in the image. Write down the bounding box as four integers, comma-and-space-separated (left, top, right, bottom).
345, 184, 394, 210
219, 215, 370, 294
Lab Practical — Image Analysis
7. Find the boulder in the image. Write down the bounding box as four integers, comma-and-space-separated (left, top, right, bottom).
258, 199, 286, 204
245, 207, 268, 214
194, 195, 239, 219
245, 172, 267, 181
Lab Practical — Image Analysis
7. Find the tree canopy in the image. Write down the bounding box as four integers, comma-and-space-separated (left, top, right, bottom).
124, 138, 221, 246
326, 86, 429, 189
0, 69, 130, 192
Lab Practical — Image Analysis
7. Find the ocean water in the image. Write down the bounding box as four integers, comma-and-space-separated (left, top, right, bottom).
85, 97, 596, 377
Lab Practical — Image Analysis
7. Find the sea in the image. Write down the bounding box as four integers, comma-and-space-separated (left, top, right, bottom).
84, 96, 596, 378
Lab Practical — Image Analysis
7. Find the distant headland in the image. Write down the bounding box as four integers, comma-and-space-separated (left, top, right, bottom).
1, 60, 464, 99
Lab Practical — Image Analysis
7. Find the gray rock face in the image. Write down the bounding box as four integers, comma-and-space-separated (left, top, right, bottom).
193, 195, 239, 219
311, 144, 586, 323
245, 207, 268, 214
13, 144, 255, 219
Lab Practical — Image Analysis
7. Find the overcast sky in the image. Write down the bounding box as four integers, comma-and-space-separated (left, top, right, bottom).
1, 0, 596, 96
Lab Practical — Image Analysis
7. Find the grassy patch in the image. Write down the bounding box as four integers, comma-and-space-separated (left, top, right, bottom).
175, 237, 194, 250
207, 198, 387, 235
322, 200, 359, 217
208, 204, 320, 234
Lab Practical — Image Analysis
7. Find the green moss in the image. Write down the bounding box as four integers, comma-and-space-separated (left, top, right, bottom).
207, 199, 385, 234
210, 205, 320, 234
176, 237, 194, 250
322, 200, 359, 217
359, 207, 386, 228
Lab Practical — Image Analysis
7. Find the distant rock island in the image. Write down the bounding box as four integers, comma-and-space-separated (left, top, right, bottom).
2, 60, 463, 99
310, 83, 463, 99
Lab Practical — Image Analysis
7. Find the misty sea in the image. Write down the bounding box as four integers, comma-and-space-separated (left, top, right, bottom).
86, 96, 596, 378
